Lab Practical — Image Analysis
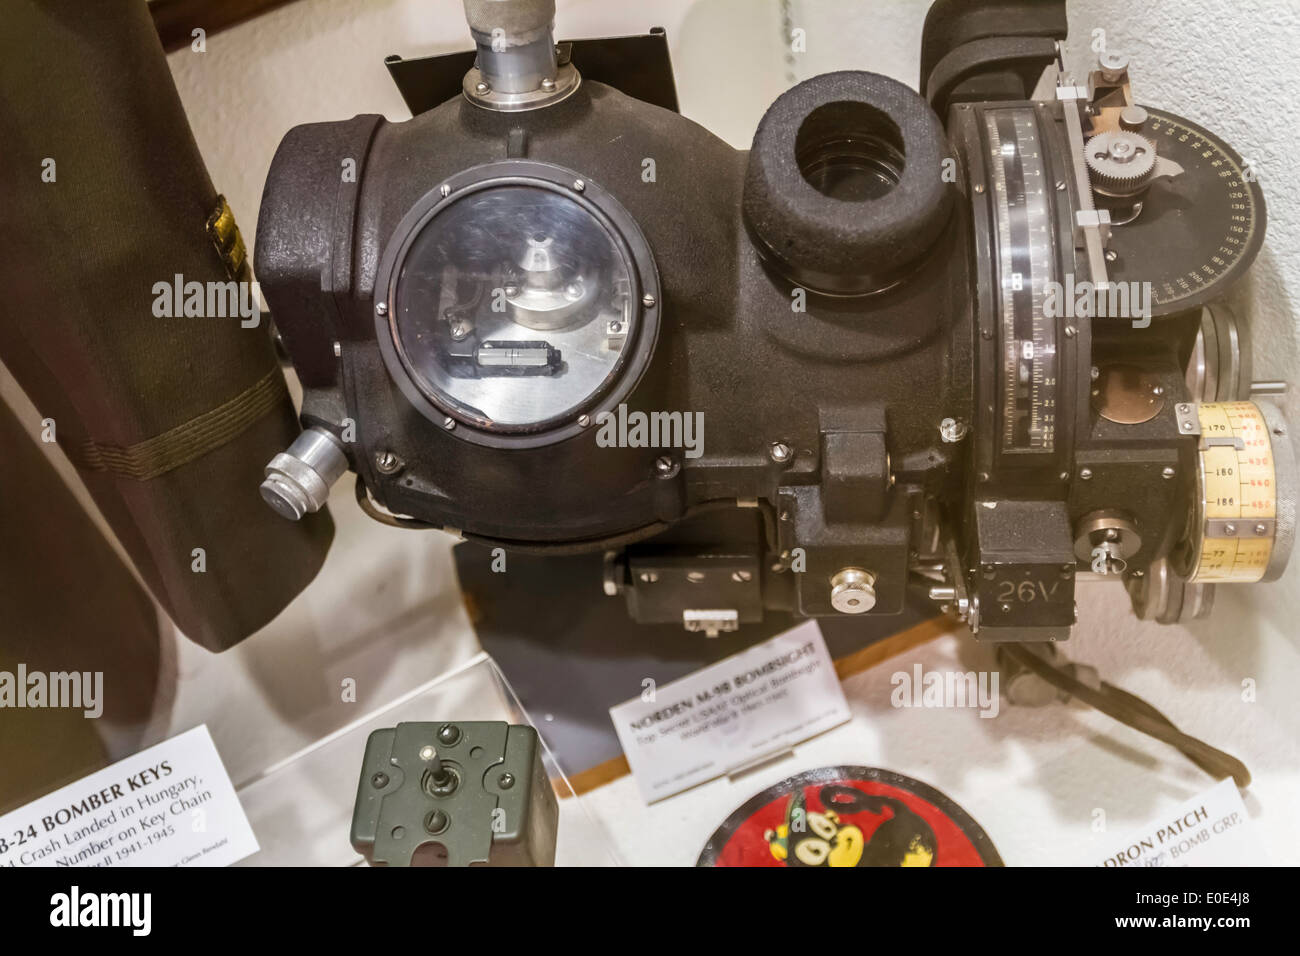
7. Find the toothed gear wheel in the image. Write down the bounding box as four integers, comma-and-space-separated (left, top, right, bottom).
1085, 130, 1157, 196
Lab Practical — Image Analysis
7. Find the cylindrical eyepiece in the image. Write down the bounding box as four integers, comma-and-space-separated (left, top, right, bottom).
743, 71, 953, 296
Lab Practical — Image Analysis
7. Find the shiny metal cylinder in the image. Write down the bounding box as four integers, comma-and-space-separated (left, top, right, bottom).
260, 427, 349, 520
463, 0, 557, 94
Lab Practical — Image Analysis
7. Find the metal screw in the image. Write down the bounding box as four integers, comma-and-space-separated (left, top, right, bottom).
1080, 467, 1093, 480
437, 725, 461, 746
769, 441, 793, 463
1105, 249, 1118, 262
333, 340, 342, 358
974, 184, 985, 194
731, 570, 752, 583
687, 570, 706, 583
474, 81, 490, 94
654, 455, 678, 478
540, 77, 556, 92
375, 450, 403, 474
642, 293, 656, 308
1162, 466, 1176, 479
498, 772, 516, 789
1224, 523, 1237, 536
577, 414, 591, 428
440, 183, 452, 197
419, 745, 436, 761
639, 571, 659, 584
1056, 180, 1067, 191
1064, 325, 1078, 338
376, 302, 388, 316
425, 809, 450, 834
939, 418, 968, 443
1178, 403, 1191, 413
572, 179, 586, 192
1256, 524, 1268, 536
443, 416, 456, 430
371, 772, 389, 788
1182, 421, 1195, 432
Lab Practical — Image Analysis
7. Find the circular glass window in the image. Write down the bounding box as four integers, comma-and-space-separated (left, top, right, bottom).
389, 183, 637, 431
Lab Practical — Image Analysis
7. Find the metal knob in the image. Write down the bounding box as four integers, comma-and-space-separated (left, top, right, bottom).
259, 427, 349, 520
829, 567, 877, 614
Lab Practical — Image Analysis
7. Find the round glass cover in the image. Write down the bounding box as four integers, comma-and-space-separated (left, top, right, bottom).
390, 184, 637, 430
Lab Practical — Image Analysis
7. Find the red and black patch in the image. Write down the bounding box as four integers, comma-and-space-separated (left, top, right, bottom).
698, 766, 1002, 867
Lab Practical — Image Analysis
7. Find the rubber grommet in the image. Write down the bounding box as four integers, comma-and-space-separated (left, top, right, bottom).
743, 71, 953, 296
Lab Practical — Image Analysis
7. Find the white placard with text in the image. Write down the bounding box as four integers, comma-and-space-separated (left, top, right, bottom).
0, 725, 258, 868
610, 621, 850, 803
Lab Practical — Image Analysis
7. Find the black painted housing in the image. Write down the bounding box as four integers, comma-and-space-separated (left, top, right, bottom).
257, 73, 971, 619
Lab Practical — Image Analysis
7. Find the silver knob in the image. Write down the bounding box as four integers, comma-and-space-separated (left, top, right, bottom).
260, 427, 349, 520
829, 568, 877, 614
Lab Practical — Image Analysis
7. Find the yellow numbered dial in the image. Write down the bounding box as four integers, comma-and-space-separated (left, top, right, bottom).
1183, 402, 1277, 582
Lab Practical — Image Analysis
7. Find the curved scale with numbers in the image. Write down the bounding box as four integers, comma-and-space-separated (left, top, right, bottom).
1102, 109, 1266, 318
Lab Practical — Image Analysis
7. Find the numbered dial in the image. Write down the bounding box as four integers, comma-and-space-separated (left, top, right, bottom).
1174, 401, 1295, 583
1104, 109, 1265, 318
985, 108, 1058, 455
